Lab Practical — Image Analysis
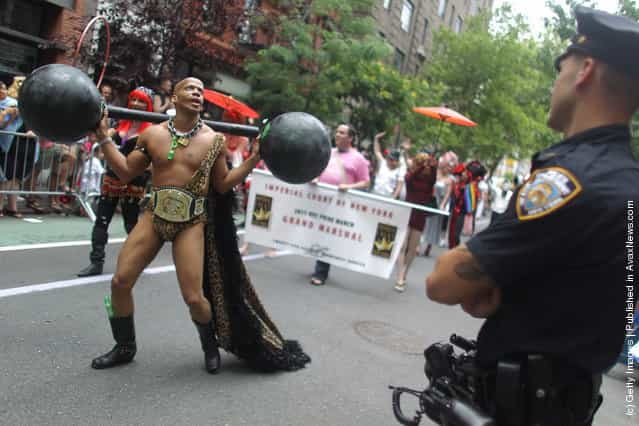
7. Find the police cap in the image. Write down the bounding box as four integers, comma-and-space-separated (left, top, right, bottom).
555, 6, 639, 78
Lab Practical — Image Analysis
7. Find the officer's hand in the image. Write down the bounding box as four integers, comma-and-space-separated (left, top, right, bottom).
461, 287, 501, 318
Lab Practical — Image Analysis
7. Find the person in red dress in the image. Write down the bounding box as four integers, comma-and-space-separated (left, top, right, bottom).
394, 151, 437, 292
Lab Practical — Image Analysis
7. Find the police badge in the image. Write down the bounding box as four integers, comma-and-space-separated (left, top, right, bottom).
516, 167, 582, 221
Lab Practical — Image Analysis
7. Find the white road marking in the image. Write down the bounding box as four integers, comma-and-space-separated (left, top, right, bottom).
0, 249, 291, 299
0, 238, 127, 252
0, 230, 246, 252
22, 218, 43, 223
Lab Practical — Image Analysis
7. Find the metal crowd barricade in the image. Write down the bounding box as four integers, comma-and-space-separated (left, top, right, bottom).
0, 129, 102, 222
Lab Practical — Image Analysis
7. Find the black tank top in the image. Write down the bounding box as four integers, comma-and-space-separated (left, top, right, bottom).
106, 133, 150, 187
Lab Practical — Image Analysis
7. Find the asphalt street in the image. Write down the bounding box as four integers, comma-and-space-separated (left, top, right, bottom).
0, 214, 636, 426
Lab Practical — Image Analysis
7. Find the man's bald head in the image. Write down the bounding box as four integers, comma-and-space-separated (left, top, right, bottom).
173, 77, 203, 94
171, 77, 205, 115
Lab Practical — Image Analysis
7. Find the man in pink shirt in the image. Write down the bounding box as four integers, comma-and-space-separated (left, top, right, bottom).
310, 124, 369, 286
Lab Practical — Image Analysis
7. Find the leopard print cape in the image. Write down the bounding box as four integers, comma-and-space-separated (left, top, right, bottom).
204, 157, 311, 372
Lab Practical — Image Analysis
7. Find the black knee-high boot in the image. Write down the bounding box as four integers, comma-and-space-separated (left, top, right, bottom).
78, 227, 108, 277
193, 320, 221, 374
91, 316, 137, 369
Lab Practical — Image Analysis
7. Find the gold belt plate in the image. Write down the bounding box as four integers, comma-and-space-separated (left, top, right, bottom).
153, 189, 194, 223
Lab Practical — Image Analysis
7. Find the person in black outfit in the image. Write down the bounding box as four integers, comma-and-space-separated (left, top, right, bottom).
78, 87, 154, 277
426, 7, 639, 426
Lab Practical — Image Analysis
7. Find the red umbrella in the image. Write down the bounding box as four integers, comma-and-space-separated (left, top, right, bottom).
413, 106, 476, 127
203, 88, 260, 119
413, 106, 476, 149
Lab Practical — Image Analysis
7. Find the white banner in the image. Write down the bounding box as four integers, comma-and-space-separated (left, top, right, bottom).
245, 170, 415, 279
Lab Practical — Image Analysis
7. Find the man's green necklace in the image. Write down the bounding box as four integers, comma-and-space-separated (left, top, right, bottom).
167, 118, 203, 160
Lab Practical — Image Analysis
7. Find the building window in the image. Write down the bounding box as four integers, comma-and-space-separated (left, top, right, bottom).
454, 16, 463, 33
438, 0, 447, 18
2, 0, 44, 36
400, 0, 413, 32
383, 0, 391, 10
422, 18, 429, 43
394, 48, 405, 71
449, 6, 455, 27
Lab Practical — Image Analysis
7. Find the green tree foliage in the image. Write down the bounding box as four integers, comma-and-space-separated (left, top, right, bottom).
415, 8, 554, 169
245, 0, 394, 131
544, 0, 596, 41
345, 61, 423, 144
616, 0, 639, 157
619, 0, 639, 18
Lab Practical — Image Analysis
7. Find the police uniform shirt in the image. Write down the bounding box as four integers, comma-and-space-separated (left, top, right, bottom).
466, 125, 639, 373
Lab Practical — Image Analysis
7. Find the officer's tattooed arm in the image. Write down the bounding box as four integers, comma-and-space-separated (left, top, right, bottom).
426, 244, 501, 318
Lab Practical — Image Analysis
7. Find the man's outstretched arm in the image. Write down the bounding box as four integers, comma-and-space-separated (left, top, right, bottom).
211, 138, 260, 194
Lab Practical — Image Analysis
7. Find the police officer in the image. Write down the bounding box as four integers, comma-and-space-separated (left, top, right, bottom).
426, 6, 639, 426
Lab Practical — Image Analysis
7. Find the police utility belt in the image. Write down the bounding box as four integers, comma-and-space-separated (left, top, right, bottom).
150, 187, 207, 223
481, 355, 603, 426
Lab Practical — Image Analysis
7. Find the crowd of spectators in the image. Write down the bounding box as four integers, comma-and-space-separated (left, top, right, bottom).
0, 74, 183, 217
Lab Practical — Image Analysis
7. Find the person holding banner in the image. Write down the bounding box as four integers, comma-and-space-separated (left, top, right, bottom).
394, 152, 437, 292
310, 124, 370, 286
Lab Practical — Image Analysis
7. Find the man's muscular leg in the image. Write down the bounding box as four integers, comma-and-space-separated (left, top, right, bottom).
173, 222, 210, 322
92, 211, 163, 369
173, 222, 220, 373
111, 211, 163, 316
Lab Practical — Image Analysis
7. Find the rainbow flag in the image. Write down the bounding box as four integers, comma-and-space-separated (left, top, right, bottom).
464, 182, 478, 213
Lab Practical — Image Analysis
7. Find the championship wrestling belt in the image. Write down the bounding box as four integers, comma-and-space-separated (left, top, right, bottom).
149, 187, 207, 223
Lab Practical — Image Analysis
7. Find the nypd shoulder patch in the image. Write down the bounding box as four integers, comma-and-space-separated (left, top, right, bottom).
516, 167, 582, 221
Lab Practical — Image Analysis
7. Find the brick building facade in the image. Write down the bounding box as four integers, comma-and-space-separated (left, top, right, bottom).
372, 0, 494, 75
187, 1, 281, 98
0, 0, 98, 84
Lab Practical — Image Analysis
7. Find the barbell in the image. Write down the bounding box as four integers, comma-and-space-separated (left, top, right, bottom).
17, 64, 331, 184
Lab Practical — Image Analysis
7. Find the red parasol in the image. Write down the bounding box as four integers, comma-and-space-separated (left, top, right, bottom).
413, 106, 477, 149
203, 89, 259, 119
412, 106, 477, 127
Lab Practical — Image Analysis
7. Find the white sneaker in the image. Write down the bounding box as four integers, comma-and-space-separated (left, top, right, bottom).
394, 282, 406, 292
